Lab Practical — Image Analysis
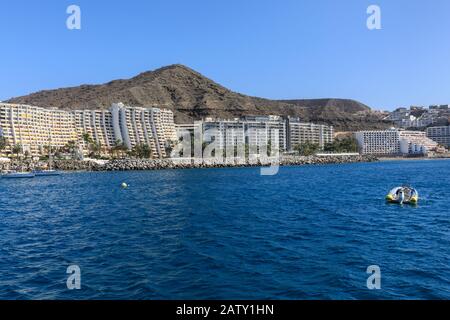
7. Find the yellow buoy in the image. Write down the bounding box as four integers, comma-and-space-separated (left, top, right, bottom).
121, 182, 128, 189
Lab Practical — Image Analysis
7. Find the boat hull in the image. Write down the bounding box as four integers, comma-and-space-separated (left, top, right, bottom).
34, 171, 62, 177
2, 173, 35, 179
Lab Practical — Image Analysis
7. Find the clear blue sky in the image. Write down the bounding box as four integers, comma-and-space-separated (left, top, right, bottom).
1, 0, 450, 110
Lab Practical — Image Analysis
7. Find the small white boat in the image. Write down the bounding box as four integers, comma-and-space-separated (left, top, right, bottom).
2, 171, 35, 179
33, 170, 62, 177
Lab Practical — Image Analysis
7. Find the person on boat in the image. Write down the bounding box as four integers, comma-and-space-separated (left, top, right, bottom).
398, 189, 405, 204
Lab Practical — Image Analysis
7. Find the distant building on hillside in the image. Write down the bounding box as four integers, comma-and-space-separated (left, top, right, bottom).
384, 105, 449, 129
426, 126, 450, 148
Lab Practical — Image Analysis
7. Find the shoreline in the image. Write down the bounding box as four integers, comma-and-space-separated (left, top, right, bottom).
379, 156, 450, 162
0, 155, 378, 173
3, 155, 449, 174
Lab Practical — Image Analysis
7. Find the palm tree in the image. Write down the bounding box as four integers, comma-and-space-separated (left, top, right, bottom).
0, 136, 8, 155
12, 144, 22, 158
112, 140, 127, 159
89, 141, 102, 159
82, 133, 94, 145
295, 142, 320, 156
59, 141, 78, 159
131, 143, 152, 159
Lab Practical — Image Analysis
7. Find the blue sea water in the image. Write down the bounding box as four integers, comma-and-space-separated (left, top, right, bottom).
0, 160, 449, 300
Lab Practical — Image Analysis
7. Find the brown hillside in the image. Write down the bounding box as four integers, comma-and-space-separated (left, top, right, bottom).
6, 64, 391, 131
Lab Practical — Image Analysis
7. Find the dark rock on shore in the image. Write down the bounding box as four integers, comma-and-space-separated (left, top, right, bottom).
96, 155, 379, 171
1, 155, 378, 174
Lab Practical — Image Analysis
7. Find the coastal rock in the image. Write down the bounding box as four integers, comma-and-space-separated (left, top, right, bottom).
0, 155, 378, 173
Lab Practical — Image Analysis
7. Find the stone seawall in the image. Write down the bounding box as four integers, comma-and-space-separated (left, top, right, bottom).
1, 155, 378, 173
95, 155, 378, 171
0, 160, 94, 172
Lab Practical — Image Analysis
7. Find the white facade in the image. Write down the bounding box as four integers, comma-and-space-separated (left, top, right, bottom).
0, 102, 177, 158
426, 126, 450, 147
355, 129, 401, 155
385, 106, 449, 129
75, 103, 177, 158
196, 116, 333, 154
399, 131, 438, 155
356, 129, 439, 156
202, 116, 287, 153
0, 103, 78, 155
287, 118, 334, 150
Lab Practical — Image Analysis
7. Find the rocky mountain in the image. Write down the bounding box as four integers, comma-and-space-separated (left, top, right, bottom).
6, 64, 391, 131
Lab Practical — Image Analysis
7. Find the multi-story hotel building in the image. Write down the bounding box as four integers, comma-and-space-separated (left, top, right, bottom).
0, 103, 78, 155
399, 131, 439, 155
202, 119, 242, 150
243, 116, 287, 152
426, 126, 450, 148
73, 109, 115, 149
200, 116, 288, 154
355, 129, 401, 155
74, 103, 177, 158
185, 116, 331, 155
287, 118, 334, 151
0, 102, 177, 158
356, 129, 440, 156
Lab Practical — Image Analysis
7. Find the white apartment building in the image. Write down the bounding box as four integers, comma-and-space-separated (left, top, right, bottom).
287, 118, 334, 151
0, 102, 177, 158
0, 103, 78, 155
197, 116, 332, 154
426, 126, 450, 148
76, 103, 177, 158
355, 129, 401, 155
202, 119, 246, 152
356, 129, 439, 156
399, 131, 439, 155
244, 116, 287, 152
73, 109, 115, 148
201, 116, 288, 155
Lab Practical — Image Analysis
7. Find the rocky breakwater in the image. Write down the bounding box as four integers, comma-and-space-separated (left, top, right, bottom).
0, 159, 97, 172
0, 155, 378, 173
93, 155, 378, 171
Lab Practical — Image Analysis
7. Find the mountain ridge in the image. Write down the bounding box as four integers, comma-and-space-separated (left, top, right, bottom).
5, 64, 390, 131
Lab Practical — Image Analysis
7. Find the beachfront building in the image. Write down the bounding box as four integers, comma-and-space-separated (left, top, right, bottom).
175, 123, 202, 137
287, 118, 334, 151
399, 131, 439, 155
0, 102, 177, 158
109, 103, 160, 158
0, 103, 78, 156
426, 126, 450, 148
75, 103, 177, 158
202, 119, 245, 152
243, 116, 287, 152
152, 107, 178, 157
355, 129, 439, 156
355, 129, 401, 156
184, 116, 331, 156
73, 109, 115, 149
200, 116, 288, 155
